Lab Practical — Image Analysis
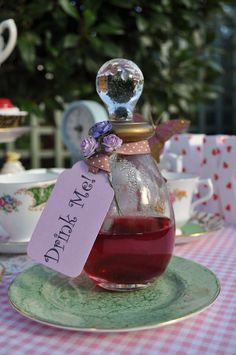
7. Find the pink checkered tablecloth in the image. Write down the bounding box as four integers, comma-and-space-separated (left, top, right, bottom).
0, 225, 236, 355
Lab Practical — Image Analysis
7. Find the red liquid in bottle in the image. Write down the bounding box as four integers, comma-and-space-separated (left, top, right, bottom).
84, 216, 175, 285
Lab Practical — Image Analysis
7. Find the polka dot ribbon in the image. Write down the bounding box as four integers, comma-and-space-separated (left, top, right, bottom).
87, 140, 150, 173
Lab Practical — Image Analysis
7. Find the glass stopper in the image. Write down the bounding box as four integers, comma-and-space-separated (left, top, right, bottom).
96, 58, 144, 122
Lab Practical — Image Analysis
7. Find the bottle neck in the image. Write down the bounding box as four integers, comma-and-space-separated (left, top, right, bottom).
112, 122, 155, 142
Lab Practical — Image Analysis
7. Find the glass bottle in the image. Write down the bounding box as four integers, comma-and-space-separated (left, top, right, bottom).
84, 59, 175, 291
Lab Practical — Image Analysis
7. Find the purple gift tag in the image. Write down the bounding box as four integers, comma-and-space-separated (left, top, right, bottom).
27, 161, 114, 277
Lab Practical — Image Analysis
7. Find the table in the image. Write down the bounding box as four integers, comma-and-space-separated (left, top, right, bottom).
0, 225, 236, 355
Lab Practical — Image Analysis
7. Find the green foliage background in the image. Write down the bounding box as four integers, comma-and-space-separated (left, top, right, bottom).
0, 0, 227, 123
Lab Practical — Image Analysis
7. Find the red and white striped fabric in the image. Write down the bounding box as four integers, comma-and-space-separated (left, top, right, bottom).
1, 225, 236, 354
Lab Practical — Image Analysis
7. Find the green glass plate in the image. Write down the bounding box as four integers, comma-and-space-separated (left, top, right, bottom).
8, 256, 220, 332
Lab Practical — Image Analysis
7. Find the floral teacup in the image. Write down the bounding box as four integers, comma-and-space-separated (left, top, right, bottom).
162, 171, 214, 230
0, 172, 57, 242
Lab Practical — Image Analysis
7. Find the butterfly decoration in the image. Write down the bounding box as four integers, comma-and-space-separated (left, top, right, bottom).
148, 118, 190, 162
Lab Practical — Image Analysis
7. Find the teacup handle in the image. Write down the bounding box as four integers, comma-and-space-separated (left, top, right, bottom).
190, 178, 214, 214
0, 19, 17, 65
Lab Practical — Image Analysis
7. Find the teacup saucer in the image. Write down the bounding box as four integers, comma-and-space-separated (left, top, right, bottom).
0, 238, 28, 254
175, 211, 224, 245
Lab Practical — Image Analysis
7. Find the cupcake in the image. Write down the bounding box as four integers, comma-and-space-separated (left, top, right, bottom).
0, 98, 28, 128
